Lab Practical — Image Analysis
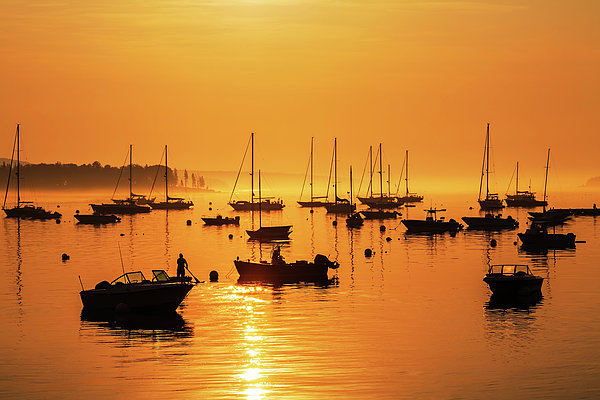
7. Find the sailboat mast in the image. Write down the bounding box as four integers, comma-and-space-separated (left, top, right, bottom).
405, 150, 409, 195
165, 145, 168, 202
251, 132, 254, 204
486, 123, 490, 199
334, 137, 338, 204
310, 137, 314, 202
16, 124, 20, 206
129, 144, 133, 198
258, 170, 262, 228
516, 161, 519, 194
349, 165, 353, 207
369, 146, 373, 197
379, 143, 383, 198
543, 148, 550, 212
387, 164, 391, 197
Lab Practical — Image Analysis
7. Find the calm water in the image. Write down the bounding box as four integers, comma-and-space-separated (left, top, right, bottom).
1, 191, 600, 399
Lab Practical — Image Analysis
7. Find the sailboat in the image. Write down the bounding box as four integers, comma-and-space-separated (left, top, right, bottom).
527, 149, 570, 225
3, 124, 62, 220
246, 170, 292, 241
396, 150, 424, 203
357, 144, 402, 209
229, 132, 284, 211
150, 145, 193, 210
505, 161, 547, 207
298, 137, 331, 207
324, 138, 355, 213
90, 145, 152, 214
346, 166, 364, 228
478, 123, 504, 210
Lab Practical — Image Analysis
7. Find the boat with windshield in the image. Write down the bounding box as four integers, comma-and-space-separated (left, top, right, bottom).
80, 269, 193, 312
483, 264, 544, 296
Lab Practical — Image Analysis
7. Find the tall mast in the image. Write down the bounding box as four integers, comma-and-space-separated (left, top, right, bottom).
515, 161, 519, 194
405, 150, 409, 195
310, 137, 314, 202
129, 144, 133, 198
165, 145, 168, 202
543, 148, 550, 213
486, 123, 490, 199
349, 165, 353, 207
16, 124, 20, 206
251, 132, 254, 204
369, 145, 373, 197
334, 137, 338, 204
387, 164, 391, 197
379, 143, 383, 198
258, 170, 262, 228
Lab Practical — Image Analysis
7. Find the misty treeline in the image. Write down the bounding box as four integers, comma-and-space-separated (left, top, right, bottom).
0, 161, 206, 190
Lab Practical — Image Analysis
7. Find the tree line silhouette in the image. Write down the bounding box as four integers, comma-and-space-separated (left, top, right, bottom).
0, 161, 206, 191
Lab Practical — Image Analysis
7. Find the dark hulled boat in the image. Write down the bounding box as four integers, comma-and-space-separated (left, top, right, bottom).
360, 210, 400, 220
477, 124, 504, 210
483, 264, 544, 296
80, 270, 193, 312
90, 145, 152, 214
298, 137, 333, 208
202, 215, 240, 225
462, 213, 518, 230
75, 213, 121, 224
235, 247, 339, 283
149, 145, 194, 210
396, 150, 424, 203
402, 208, 462, 233
518, 223, 576, 248
245, 170, 292, 241
505, 161, 546, 207
3, 124, 62, 220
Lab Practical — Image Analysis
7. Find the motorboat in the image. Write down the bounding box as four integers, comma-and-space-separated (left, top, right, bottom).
235, 247, 339, 283
80, 269, 193, 312
202, 215, 240, 225
461, 213, 518, 230
483, 264, 544, 296
75, 212, 121, 224
403, 208, 463, 233
360, 210, 400, 220
518, 222, 576, 248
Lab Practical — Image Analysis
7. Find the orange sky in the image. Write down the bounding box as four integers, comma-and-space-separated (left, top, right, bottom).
1, 0, 599, 191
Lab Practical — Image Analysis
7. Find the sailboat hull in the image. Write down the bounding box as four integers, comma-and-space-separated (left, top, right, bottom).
4, 206, 62, 219
297, 201, 330, 208
246, 226, 292, 241
230, 201, 284, 211
90, 203, 151, 214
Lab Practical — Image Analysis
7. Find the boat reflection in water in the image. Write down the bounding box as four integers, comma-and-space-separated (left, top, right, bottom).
486, 291, 544, 310
80, 309, 193, 339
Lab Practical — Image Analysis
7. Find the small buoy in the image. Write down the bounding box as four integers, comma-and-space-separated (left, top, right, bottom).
364, 248, 372, 257
209, 270, 219, 282
115, 303, 130, 313
310, 209, 314, 214
120, 233, 125, 236
513, 241, 517, 245
186, 219, 192, 226
228, 234, 233, 239
469, 206, 473, 210
209, 207, 212, 211
380, 225, 386, 232
209, 201, 212, 205
332, 220, 337, 226
61, 253, 70, 261
490, 239, 497, 247
386, 237, 392, 242
57, 205, 60, 208
55, 219, 61, 224
75, 210, 80, 214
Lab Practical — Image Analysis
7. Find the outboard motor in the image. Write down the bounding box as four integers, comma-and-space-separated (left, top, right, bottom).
314, 254, 339, 269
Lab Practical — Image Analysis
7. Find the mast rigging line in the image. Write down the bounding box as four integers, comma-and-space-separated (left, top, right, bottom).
2, 127, 17, 209
229, 134, 252, 203
148, 148, 166, 198
111, 149, 130, 200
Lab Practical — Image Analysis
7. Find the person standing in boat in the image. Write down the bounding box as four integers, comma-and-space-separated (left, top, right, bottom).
177, 253, 188, 278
